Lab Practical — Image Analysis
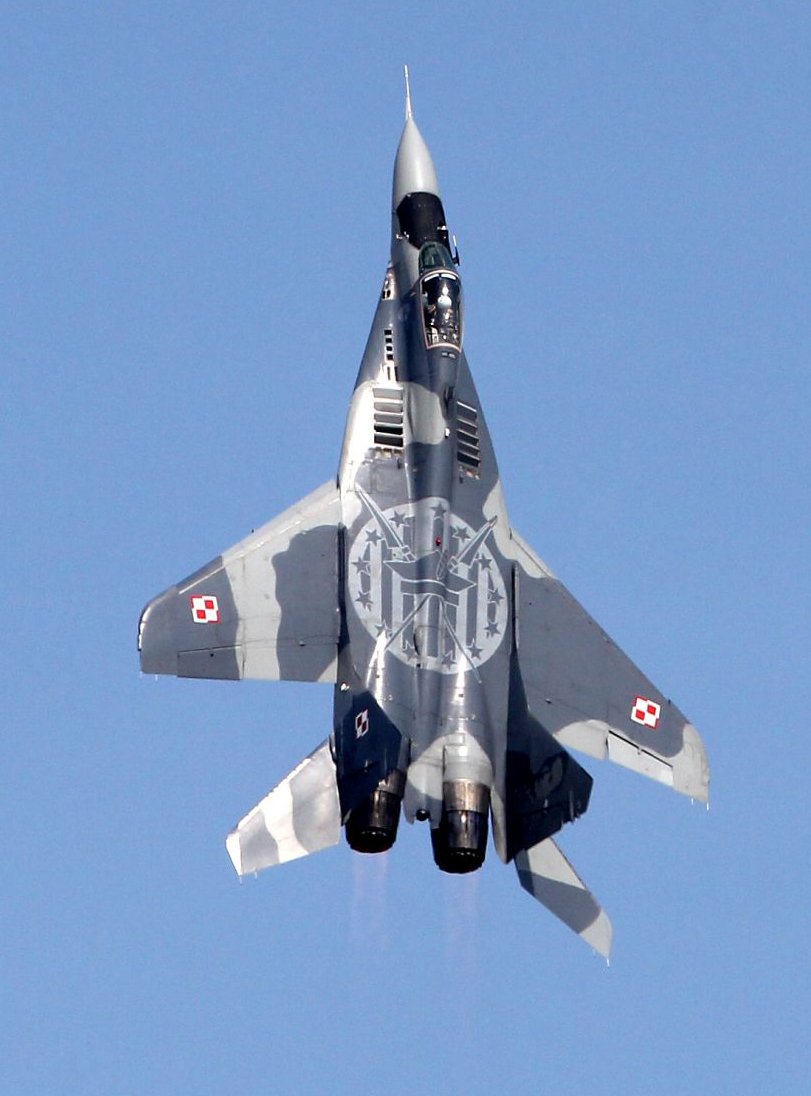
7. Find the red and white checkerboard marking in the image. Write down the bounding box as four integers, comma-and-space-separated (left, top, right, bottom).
355, 709, 369, 738
190, 595, 220, 624
631, 695, 661, 729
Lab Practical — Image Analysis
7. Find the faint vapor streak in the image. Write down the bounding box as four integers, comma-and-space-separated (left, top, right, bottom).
351, 850, 390, 952
441, 870, 481, 1081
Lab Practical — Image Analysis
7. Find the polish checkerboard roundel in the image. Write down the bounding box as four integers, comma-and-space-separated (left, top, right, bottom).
355, 709, 369, 738
631, 695, 661, 729
348, 497, 507, 674
190, 595, 220, 624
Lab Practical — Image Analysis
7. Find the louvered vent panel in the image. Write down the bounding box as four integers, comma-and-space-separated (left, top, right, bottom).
373, 386, 404, 450
457, 401, 481, 474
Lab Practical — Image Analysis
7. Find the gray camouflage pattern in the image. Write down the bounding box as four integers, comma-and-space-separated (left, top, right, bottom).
138, 85, 708, 958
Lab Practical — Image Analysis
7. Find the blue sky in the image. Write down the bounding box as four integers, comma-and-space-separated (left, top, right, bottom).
4, 3, 810, 1093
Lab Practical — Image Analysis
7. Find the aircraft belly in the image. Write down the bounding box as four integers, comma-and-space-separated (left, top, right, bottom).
336, 317, 542, 862
338, 429, 511, 849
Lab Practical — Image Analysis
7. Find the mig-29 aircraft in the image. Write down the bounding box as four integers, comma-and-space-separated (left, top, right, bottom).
138, 73, 709, 958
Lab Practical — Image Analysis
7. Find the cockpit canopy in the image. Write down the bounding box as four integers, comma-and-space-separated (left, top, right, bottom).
396, 200, 462, 350
418, 241, 455, 273
419, 247, 462, 350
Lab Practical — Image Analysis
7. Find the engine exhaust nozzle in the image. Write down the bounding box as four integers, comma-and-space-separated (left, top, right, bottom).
431, 779, 490, 874
345, 768, 406, 854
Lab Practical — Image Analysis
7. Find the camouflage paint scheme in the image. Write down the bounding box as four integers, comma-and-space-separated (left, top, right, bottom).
138, 87, 708, 959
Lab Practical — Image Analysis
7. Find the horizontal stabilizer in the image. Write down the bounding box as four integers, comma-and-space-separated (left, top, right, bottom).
515, 838, 612, 958
226, 740, 341, 876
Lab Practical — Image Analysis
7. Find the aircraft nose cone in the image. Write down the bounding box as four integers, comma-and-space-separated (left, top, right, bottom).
392, 115, 441, 210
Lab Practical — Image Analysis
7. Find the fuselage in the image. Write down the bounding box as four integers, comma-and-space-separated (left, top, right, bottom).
333, 120, 514, 866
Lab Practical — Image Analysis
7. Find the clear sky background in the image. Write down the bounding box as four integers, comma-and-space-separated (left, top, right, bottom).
4, 3, 809, 1094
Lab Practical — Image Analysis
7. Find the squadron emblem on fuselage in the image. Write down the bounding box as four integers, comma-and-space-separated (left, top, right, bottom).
348, 488, 507, 674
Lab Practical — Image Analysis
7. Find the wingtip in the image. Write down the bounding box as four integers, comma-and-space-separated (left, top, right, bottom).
672, 722, 711, 803
225, 830, 244, 876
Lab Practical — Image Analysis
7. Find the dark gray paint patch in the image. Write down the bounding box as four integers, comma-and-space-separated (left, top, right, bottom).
273, 524, 340, 680
516, 870, 602, 934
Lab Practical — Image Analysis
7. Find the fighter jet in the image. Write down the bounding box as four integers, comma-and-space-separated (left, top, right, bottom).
138, 73, 709, 958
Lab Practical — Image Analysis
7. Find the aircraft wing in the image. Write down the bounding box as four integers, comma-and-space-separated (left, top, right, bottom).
138, 481, 341, 682
509, 530, 709, 802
